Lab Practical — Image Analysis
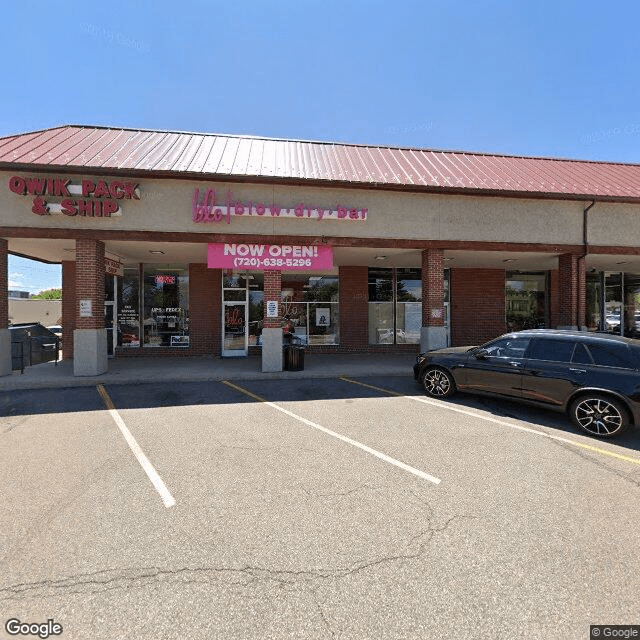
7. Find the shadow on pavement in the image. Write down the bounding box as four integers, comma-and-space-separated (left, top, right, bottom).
2, 376, 640, 456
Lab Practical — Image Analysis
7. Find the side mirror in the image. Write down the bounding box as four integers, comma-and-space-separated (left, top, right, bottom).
475, 348, 489, 360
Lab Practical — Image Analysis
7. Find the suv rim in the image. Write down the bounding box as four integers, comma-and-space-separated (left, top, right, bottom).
424, 370, 451, 396
574, 398, 623, 436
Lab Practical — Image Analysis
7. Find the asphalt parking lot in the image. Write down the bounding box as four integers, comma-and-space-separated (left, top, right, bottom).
1, 375, 640, 639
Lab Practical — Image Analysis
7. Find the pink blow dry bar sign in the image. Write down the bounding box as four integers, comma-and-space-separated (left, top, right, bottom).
208, 243, 334, 271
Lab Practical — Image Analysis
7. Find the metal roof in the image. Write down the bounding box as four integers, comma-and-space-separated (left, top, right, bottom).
1, 124, 640, 202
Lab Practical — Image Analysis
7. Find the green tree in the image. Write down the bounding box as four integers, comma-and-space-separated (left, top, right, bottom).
32, 288, 62, 300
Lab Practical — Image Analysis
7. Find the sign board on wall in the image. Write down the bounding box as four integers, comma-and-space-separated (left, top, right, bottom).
8, 176, 140, 217
266, 301, 279, 318
79, 299, 93, 317
105, 256, 124, 277
193, 188, 367, 224
208, 243, 334, 271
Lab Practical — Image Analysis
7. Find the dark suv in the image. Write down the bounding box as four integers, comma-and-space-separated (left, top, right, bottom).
413, 330, 640, 438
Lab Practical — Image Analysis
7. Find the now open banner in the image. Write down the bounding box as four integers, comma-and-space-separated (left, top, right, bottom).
208, 243, 334, 271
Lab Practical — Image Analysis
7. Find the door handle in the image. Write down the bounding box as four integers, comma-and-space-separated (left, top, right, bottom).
508, 361, 523, 368
569, 368, 586, 374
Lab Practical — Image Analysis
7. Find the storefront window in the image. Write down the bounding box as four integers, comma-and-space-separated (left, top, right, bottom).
604, 273, 622, 334
624, 274, 640, 338
505, 272, 548, 332
395, 268, 422, 344
143, 265, 189, 347
279, 274, 339, 345
586, 272, 603, 332
369, 268, 423, 344
117, 268, 140, 348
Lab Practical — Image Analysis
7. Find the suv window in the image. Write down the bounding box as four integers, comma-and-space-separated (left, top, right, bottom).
483, 337, 530, 358
571, 342, 593, 365
527, 338, 576, 363
586, 342, 635, 369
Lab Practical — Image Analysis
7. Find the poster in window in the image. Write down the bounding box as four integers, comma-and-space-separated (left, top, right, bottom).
316, 308, 330, 327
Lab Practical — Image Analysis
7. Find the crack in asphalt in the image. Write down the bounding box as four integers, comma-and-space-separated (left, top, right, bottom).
0, 515, 475, 603
301, 483, 379, 498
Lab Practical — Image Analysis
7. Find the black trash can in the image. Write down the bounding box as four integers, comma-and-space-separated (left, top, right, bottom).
284, 344, 305, 371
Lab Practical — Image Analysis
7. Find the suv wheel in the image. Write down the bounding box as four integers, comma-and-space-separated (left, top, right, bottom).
421, 367, 456, 398
569, 394, 629, 438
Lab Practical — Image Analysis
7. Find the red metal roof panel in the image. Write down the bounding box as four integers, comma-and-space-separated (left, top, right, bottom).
4, 125, 640, 201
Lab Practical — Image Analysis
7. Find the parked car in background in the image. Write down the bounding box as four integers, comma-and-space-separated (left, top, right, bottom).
47, 325, 62, 341
10, 322, 60, 368
414, 329, 640, 438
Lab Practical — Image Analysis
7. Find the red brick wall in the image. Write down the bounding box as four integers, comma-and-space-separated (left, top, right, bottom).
451, 268, 506, 346
62, 261, 76, 359
189, 264, 221, 355
557, 253, 583, 327
422, 249, 444, 326
263, 270, 282, 329
75, 239, 105, 330
0, 239, 7, 329
339, 266, 369, 349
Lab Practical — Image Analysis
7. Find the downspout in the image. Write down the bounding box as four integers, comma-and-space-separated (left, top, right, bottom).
581, 200, 596, 328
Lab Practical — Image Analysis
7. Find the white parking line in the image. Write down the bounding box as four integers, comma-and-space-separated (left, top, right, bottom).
222, 380, 441, 485
341, 377, 640, 467
97, 385, 176, 508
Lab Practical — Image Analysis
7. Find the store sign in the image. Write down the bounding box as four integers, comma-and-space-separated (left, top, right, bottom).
155, 275, 176, 285
193, 188, 367, 224
208, 243, 333, 271
105, 256, 124, 277
8, 175, 140, 217
266, 300, 279, 318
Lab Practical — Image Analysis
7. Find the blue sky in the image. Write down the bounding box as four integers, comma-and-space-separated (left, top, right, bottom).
3, 0, 640, 293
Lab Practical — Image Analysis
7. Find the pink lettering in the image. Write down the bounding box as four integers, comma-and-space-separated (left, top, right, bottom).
256, 202, 265, 215
270, 205, 282, 216
337, 206, 348, 218
294, 203, 305, 217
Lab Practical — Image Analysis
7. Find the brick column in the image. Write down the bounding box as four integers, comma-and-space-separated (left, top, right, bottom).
73, 239, 107, 375
189, 264, 221, 355
0, 239, 10, 375
339, 266, 368, 349
420, 249, 447, 351
558, 253, 584, 329
262, 269, 283, 371
61, 261, 76, 360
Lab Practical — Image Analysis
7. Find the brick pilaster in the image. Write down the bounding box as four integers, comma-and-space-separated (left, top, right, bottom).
339, 266, 368, 348
422, 249, 445, 327
263, 270, 282, 329
558, 253, 584, 328
189, 264, 221, 355
62, 260, 76, 359
75, 239, 105, 330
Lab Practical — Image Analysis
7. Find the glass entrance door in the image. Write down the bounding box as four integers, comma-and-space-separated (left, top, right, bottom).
104, 302, 116, 357
222, 302, 248, 356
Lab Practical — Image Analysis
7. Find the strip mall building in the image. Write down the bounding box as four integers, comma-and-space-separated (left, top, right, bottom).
1, 125, 640, 376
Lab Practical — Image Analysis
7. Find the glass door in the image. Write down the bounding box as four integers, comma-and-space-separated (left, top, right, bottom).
104, 302, 116, 357
222, 302, 248, 356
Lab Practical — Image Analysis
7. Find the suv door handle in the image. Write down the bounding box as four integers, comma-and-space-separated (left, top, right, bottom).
569, 368, 586, 374
508, 361, 523, 368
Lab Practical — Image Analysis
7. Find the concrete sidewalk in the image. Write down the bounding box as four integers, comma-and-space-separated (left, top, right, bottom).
0, 352, 416, 390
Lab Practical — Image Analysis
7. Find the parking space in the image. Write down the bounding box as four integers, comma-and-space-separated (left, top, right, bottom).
1, 377, 640, 639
